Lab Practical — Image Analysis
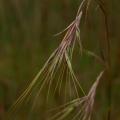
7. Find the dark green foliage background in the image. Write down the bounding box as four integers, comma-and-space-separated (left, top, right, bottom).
0, 0, 119, 119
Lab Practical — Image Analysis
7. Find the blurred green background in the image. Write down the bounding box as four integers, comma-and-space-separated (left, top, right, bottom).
0, 0, 120, 119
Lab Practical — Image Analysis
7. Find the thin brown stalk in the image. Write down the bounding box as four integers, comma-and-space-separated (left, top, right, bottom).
95, 0, 111, 119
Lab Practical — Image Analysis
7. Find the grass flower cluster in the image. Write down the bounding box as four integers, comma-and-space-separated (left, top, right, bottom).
8, 0, 111, 120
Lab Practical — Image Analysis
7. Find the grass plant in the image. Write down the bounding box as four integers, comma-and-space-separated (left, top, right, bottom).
8, 0, 111, 120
